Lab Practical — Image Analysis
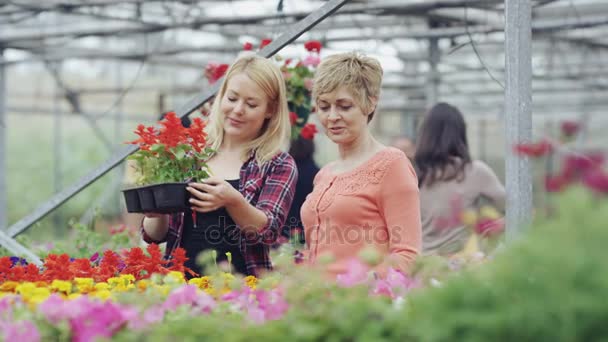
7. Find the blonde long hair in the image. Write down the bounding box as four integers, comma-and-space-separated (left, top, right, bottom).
206, 53, 290, 165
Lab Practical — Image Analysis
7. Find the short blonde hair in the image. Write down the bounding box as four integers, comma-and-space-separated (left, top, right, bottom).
206, 53, 291, 164
313, 52, 383, 122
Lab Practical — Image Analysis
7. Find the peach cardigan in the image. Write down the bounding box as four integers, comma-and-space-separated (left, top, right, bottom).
301, 147, 421, 277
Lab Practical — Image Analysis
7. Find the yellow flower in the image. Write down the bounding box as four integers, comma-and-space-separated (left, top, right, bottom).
74, 278, 95, 293
0, 281, 19, 292
221, 273, 235, 287
203, 287, 216, 296
154, 285, 170, 296
107, 277, 123, 288
136, 279, 150, 291
164, 271, 186, 285
119, 274, 136, 284
244, 276, 258, 289
15, 282, 37, 297
67, 293, 82, 300
95, 282, 110, 291
91, 290, 112, 301
480, 206, 501, 220
460, 210, 478, 226
28, 287, 51, 305
188, 276, 211, 289
50, 280, 72, 294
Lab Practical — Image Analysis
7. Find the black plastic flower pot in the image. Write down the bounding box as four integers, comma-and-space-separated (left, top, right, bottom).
151, 182, 190, 213
122, 187, 142, 213
137, 186, 157, 212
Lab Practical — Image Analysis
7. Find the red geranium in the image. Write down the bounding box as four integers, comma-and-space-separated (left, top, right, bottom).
513, 139, 553, 158
205, 63, 229, 84
289, 112, 298, 125
126, 112, 212, 184
560, 120, 580, 138
300, 123, 318, 140
260, 38, 272, 49
243, 41, 253, 51
304, 40, 322, 53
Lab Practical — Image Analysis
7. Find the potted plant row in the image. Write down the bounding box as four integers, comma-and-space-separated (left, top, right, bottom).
122, 112, 212, 213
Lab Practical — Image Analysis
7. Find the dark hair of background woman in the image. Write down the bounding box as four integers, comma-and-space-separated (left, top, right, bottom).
289, 136, 315, 162
414, 102, 472, 187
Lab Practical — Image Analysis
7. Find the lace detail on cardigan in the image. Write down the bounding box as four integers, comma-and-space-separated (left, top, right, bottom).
311, 149, 402, 212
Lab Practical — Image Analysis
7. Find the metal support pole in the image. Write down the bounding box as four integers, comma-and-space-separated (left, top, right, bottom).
0, 48, 5, 230
479, 118, 487, 161
504, 0, 533, 239
53, 66, 63, 232
426, 35, 440, 106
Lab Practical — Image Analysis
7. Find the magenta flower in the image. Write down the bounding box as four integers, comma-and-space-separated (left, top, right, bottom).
371, 268, 421, 298
582, 168, 608, 194
193, 291, 216, 314
302, 54, 321, 67
39, 294, 74, 324
255, 288, 289, 321
162, 285, 198, 311
1, 320, 40, 342
336, 259, 370, 287
560, 120, 580, 137
68, 298, 132, 342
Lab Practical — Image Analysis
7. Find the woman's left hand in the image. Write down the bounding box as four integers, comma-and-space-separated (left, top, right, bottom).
187, 177, 241, 213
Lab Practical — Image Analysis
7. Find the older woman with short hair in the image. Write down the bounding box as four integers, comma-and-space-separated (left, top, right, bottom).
301, 52, 421, 277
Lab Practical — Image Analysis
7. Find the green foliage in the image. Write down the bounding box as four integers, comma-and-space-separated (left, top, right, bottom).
401, 187, 608, 341
112, 188, 608, 341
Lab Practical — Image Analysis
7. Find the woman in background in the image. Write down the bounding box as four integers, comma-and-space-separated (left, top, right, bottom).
415, 102, 505, 256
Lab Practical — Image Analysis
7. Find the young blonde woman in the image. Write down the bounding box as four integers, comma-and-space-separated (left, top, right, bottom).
142, 54, 298, 277
301, 52, 421, 278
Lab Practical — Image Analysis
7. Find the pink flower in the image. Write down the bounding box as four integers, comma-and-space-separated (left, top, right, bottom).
162, 284, 198, 311
255, 288, 289, 321
562, 153, 605, 180
513, 139, 553, 158
371, 279, 394, 298
560, 120, 580, 137
243, 42, 253, 51
39, 294, 73, 324
303, 78, 314, 91
1, 320, 40, 342
260, 38, 272, 49
282, 71, 292, 80
336, 259, 370, 287
371, 268, 420, 298
545, 174, 569, 193
145, 305, 165, 322
69, 300, 131, 342
582, 168, 608, 194
302, 54, 321, 67
194, 293, 216, 314
474, 218, 504, 236
0, 295, 16, 316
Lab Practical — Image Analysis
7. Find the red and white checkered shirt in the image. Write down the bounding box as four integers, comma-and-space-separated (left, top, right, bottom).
142, 151, 298, 276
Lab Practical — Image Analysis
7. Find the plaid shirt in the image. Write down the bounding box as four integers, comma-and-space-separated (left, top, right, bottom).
142, 151, 298, 276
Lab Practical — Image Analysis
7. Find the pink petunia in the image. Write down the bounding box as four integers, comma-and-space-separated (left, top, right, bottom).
582, 167, 608, 194
302, 54, 321, 67
336, 259, 370, 287
1, 320, 40, 342
162, 284, 198, 311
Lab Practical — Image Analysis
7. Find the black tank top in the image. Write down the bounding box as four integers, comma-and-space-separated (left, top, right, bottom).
181, 179, 247, 277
